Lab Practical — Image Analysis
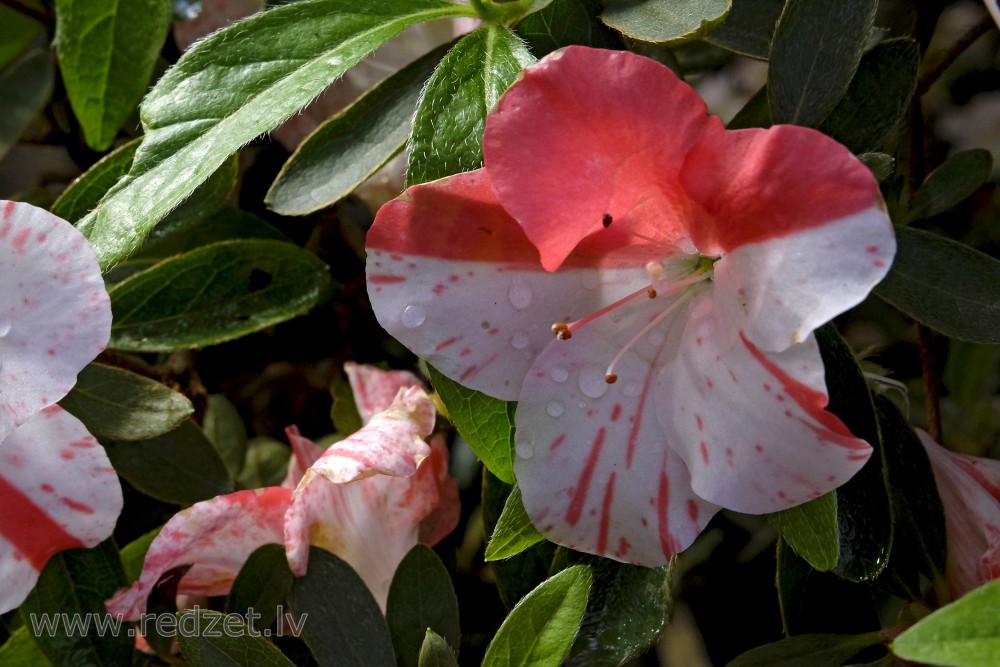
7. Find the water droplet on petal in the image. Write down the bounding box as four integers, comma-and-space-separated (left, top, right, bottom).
0, 318, 10, 338
578, 401, 586, 409
508, 276, 532, 310
623, 383, 641, 398
401, 304, 426, 328
550, 366, 569, 383
578, 366, 609, 399
697, 317, 716, 339
515, 439, 534, 459
510, 332, 529, 350
546, 401, 564, 417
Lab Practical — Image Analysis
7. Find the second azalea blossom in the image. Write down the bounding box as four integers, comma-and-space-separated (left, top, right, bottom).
366, 46, 895, 565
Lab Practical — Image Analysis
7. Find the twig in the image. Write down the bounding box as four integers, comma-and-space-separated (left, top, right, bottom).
916, 14, 995, 97
0, 0, 54, 26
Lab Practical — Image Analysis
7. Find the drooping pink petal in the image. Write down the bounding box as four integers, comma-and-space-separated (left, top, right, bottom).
918, 431, 1000, 598
281, 425, 326, 489
483, 45, 723, 271
105, 487, 291, 620
0, 201, 111, 440
0, 406, 122, 613
514, 292, 719, 566
345, 362, 424, 423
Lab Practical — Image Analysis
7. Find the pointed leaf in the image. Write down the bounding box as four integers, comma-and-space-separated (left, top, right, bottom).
176, 609, 296, 667
119, 527, 160, 584
0, 2, 43, 71
204, 394, 249, 479
418, 630, 458, 667
0, 49, 54, 160
485, 484, 544, 561
859, 152, 895, 183
906, 149, 994, 222
0, 627, 48, 665
705, 0, 784, 59
600, 0, 731, 45
769, 492, 839, 572
386, 545, 460, 667
729, 632, 882, 667
226, 544, 294, 632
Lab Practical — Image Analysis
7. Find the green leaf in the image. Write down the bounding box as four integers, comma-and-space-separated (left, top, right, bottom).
768, 0, 876, 126
407, 25, 534, 186
109, 240, 331, 351
768, 492, 839, 572
226, 544, 294, 632
138, 207, 289, 261
944, 342, 1000, 412
176, 609, 296, 667
330, 373, 363, 436
0, 49, 55, 160
50, 138, 139, 223
874, 226, 1000, 343
906, 149, 994, 223
418, 630, 458, 667
288, 547, 396, 667
204, 394, 249, 479
859, 152, 895, 183
120, 526, 161, 584
600, 0, 731, 44
726, 85, 772, 129
386, 545, 461, 667
54, 0, 173, 151
19, 541, 131, 667
104, 419, 234, 504
237, 437, 292, 489
0, 3, 43, 71
485, 485, 545, 561
76, 0, 475, 270
428, 365, 515, 484
515, 0, 619, 57
481, 564, 591, 667
704, 0, 783, 59
819, 38, 919, 154
892, 578, 1000, 667
0, 627, 49, 666
59, 362, 194, 441
266, 42, 451, 215
728, 632, 882, 667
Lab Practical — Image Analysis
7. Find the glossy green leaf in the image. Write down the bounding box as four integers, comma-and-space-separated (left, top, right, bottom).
109, 240, 331, 351
906, 149, 994, 223
418, 630, 458, 667
859, 152, 895, 183
54, 0, 173, 151
482, 565, 591, 667
892, 578, 1000, 667
768, 492, 838, 572
59, 362, 193, 441
226, 544, 294, 632
485, 484, 544, 561
874, 226, 1000, 343
728, 632, 882, 667
515, 0, 619, 57
76, 0, 475, 270
176, 609, 296, 667
289, 547, 396, 667
0, 49, 54, 160
138, 155, 239, 240
819, 38, 919, 154
0, 2, 43, 71
704, 0, 783, 59
0, 627, 49, 666
204, 394, 249, 479
386, 545, 460, 667
120, 527, 160, 584
407, 25, 534, 186
104, 419, 234, 505
600, 0, 730, 44
50, 138, 139, 223
428, 365, 515, 484
18, 541, 131, 667
768, 0, 876, 126
266, 42, 450, 215
237, 437, 292, 489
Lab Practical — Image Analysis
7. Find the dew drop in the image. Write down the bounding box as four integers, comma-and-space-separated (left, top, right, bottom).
515, 439, 534, 459
0, 318, 10, 338
510, 332, 529, 350
578, 401, 586, 409
697, 317, 716, 339
546, 401, 565, 417
623, 383, 641, 398
578, 366, 609, 399
550, 366, 569, 383
508, 276, 533, 310
401, 304, 426, 328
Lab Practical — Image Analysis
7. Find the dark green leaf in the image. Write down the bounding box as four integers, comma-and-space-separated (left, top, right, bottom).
728, 632, 882, 667
874, 226, 1000, 343
481, 565, 591, 667
0, 49, 54, 160
139, 207, 289, 261
768, 0, 876, 126
330, 373, 363, 436
600, 0, 730, 44
18, 541, 131, 667
266, 43, 451, 215
515, 0, 619, 57
944, 342, 1000, 412
704, 0, 783, 59
237, 437, 292, 489
906, 149, 994, 222
120, 527, 160, 584
727, 84, 771, 129
0, 3, 43, 71
104, 419, 234, 504
485, 484, 544, 561
288, 547, 396, 667
417, 630, 458, 667
386, 545, 460, 667
226, 544, 294, 632
859, 152, 895, 183
819, 38, 918, 154
76, 0, 475, 270
407, 25, 534, 186
768, 492, 838, 572
428, 365, 515, 484
176, 609, 296, 667
109, 240, 331, 351
204, 394, 249, 479
54, 0, 173, 151
0, 627, 49, 665
141, 155, 239, 238
59, 362, 193, 441
50, 138, 139, 223
892, 578, 1000, 667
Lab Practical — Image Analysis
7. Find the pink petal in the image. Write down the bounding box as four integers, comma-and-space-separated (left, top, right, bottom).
173, 0, 265, 51
344, 362, 424, 424
514, 292, 719, 566
918, 431, 1000, 598
281, 425, 326, 489
0, 201, 111, 440
483, 46, 722, 271
105, 487, 291, 620
0, 406, 122, 613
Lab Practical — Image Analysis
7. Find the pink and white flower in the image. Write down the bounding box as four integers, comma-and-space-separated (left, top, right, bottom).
365, 46, 895, 565
106, 364, 459, 617
0, 200, 119, 613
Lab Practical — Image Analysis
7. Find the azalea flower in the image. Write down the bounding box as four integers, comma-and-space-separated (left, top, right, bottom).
918, 430, 1000, 598
365, 46, 895, 565
0, 200, 118, 613
106, 363, 459, 618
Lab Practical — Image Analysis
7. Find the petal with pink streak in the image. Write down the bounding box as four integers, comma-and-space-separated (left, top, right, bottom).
282, 425, 326, 489
105, 487, 291, 620
345, 362, 424, 424
0, 201, 111, 440
0, 406, 122, 613
514, 291, 718, 566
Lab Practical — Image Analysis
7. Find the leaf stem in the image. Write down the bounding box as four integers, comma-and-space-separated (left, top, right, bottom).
915, 14, 996, 97
0, 0, 54, 26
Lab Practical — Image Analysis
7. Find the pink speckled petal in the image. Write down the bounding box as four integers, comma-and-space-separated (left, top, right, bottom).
0, 406, 122, 613
345, 362, 424, 424
282, 425, 325, 489
0, 200, 111, 440
105, 487, 291, 620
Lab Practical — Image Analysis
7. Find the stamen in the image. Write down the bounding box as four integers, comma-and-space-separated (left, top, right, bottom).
551, 323, 572, 340
604, 291, 695, 383
605, 373, 618, 384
